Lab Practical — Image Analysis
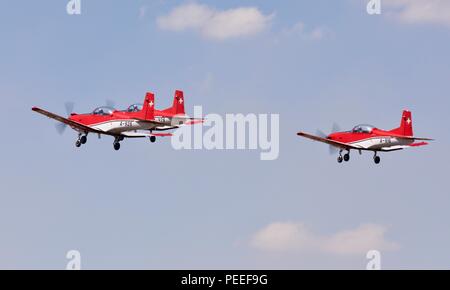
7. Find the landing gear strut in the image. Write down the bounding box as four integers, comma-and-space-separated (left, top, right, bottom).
337, 150, 343, 163
113, 136, 121, 151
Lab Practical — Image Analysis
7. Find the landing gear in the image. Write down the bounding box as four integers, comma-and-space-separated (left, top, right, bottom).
113, 136, 121, 151
150, 136, 156, 143
343, 152, 350, 162
374, 155, 381, 164
337, 150, 350, 163
373, 152, 381, 164
75, 133, 87, 148
337, 149, 343, 163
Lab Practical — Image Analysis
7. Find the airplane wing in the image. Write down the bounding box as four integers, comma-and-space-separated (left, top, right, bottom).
34, 107, 174, 139
385, 132, 434, 141
133, 118, 167, 127
172, 116, 205, 126
153, 126, 179, 131
297, 131, 360, 150
398, 136, 434, 141
32, 107, 116, 136
120, 131, 173, 138
184, 118, 205, 125
380, 141, 430, 152
149, 117, 205, 132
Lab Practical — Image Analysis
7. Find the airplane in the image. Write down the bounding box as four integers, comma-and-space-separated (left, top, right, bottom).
32, 90, 203, 150
297, 110, 433, 164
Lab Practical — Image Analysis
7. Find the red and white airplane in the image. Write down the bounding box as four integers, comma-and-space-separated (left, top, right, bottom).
297, 110, 433, 164
32, 90, 202, 150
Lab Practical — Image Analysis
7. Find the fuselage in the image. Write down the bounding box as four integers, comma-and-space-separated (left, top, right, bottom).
328, 128, 413, 150
68, 109, 184, 134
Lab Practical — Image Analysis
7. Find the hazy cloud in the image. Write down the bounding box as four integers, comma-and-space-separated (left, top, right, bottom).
282, 21, 331, 40
250, 222, 399, 255
138, 6, 147, 20
384, 0, 450, 27
156, 3, 273, 41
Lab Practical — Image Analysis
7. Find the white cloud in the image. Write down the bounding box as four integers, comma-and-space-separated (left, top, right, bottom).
282, 21, 331, 40
156, 3, 273, 41
384, 0, 450, 27
139, 6, 147, 20
250, 222, 399, 256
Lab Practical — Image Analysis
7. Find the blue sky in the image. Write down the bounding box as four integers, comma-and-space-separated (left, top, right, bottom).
1, 0, 450, 269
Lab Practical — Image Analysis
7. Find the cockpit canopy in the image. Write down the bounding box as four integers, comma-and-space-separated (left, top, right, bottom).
352, 124, 375, 133
127, 103, 143, 112
92, 106, 115, 116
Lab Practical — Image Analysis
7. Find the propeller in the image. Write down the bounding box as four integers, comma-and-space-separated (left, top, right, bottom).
55, 122, 67, 135
316, 129, 327, 139
332, 122, 341, 134
65, 102, 75, 115
316, 122, 342, 155
54, 99, 116, 135
55, 102, 76, 135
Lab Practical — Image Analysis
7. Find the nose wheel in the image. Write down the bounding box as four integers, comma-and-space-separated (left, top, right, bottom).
374, 154, 381, 164
337, 150, 350, 163
75, 133, 87, 148
113, 136, 122, 151
343, 153, 350, 162
149, 136, 156, 143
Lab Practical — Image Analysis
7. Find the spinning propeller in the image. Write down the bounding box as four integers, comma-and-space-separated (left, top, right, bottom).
54, 100, 116, 135
316, 122, 342, 154
55, 102, 75, 135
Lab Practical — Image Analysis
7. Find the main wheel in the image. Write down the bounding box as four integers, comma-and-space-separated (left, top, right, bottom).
114, 142, 121, 151
80, 135, 87, 144
150, 136, 156, 143
374, 156, 381, 164
75, 140, 81, 148
337, 155, 343, 163
343, 153, 350, 162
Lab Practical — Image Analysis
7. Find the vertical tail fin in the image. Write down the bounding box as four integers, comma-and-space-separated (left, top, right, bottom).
163, 90, 185, 115
172, 90, 185, 115
390, 110, 413, 136
141, 92, 155, 120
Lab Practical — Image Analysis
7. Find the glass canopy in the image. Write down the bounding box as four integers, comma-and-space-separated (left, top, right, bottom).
352, 124, 375, 133
92, 106, 115, 116
126, 103, 143, 112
